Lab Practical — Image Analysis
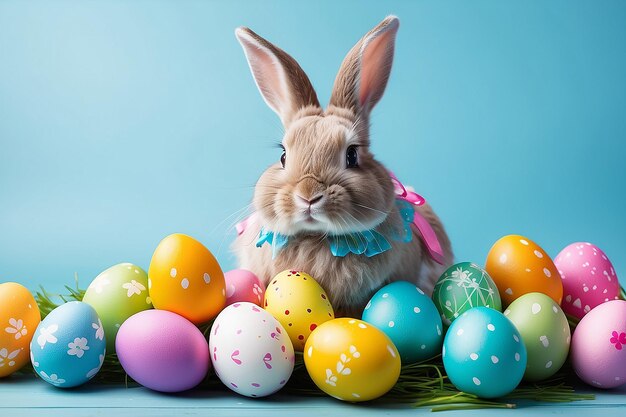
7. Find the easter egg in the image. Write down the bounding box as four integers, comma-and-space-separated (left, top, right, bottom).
362, 281, 443, 363
485, 235, 563, 306
0, 282, 41, 377
82, 263, 152, 353
210, 302, 295, 397
554, 242, 620, 319
443, 307, 527, 398
264, 270, 334, 351
224, 269, 265, 307
116, 309, 210, 392
432, 262, 502, 325
571, 300, 626, 388
30, 302, 106, 388
304, 318, 401, 402
148, 233, 226, 324
504, 293, 570, 381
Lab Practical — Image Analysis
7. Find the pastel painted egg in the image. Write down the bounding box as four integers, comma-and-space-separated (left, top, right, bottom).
443, 307, 527, 398
116, 309, 210, 392
0, 282, 41, 377
210, 302, 295, 397
30, 302, 106, 388
304, 318, 401, 402
554, 242, 620, 319
148, 233, 226, 324
264, 270, 334, 351
224, 269, 265, 307
362, 281, 443, 363
82, 263, 153, 353
432, 262, 502, 326
504, 292, 570, 381
485, 235, 563, 307
571, 300, 626, 388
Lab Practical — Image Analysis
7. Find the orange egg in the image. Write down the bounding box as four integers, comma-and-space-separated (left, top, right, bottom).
0, 282, 41, 377
148, 234, 226, 324
485, 235, 562, 307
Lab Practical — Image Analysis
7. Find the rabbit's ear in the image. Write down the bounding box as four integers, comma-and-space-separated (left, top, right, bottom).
235, 27, 321, 127
329, 16, 399, 116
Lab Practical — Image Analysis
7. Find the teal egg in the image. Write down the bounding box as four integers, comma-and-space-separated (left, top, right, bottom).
362, 281, 443, 363
433, 262, 502, 326
443, 307, 527, 398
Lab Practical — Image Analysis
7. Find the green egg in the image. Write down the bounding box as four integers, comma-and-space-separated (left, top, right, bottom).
432, 262, 502, 326
82, 262, 153, 353
504, 292, 571, 382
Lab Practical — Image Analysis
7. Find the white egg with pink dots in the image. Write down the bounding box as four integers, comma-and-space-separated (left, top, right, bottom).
209, 302, 295, 397
554, 242, 620, 319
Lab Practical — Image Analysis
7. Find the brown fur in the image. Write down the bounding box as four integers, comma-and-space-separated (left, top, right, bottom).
234, 17, 453, 317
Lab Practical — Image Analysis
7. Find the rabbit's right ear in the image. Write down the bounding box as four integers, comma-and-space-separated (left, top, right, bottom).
235, 27, 321, 127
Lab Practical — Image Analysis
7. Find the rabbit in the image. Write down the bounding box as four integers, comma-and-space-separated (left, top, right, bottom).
232, 16, 453, 318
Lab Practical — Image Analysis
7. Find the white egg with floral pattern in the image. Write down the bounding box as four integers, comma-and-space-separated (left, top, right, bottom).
209, 302, 295, 397
30, 301, 106, 388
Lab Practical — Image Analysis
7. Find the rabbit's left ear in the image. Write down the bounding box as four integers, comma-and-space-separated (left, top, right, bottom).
329, 16, 399, 117
235, 27, 321, 127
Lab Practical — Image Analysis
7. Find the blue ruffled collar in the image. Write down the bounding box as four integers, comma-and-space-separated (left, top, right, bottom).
256, 199, 415, 258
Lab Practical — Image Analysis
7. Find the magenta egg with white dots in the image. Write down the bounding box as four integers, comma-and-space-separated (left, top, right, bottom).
571, 300, 626, 388
554, 242, 619, 319
224, 269, 265, 307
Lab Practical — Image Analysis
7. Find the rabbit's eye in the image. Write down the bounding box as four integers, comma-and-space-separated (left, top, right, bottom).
280, 150, 286, 168
346, 146, 359, 168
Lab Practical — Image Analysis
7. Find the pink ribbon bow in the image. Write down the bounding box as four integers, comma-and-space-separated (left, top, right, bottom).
236, 212, 257, 236
390, 171, 445, 265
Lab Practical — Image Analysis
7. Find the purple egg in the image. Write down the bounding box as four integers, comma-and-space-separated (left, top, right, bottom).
116, 310, 210, 392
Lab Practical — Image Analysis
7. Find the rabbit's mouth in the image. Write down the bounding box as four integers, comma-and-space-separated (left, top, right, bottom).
292, 207, 387, 237
293, 210, 329, 233
303, 215, 318, 224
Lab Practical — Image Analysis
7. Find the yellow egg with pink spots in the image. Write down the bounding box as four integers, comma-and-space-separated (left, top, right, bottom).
303, 318, 401, 402
264, 270, 334, 351
148, 233, 226, 324
0, 282, 41, 377
485, 235, 563, 307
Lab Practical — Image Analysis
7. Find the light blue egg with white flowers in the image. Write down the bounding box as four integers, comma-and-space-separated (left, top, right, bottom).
30, 301, 106, 388
443, 307, 527, 398
362, 281, 443, 363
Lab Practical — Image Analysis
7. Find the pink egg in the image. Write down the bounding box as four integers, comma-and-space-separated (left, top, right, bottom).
554, 242, 619, 319
116, 310, 210, 392
224, 269, 265, 306
571, 300, 626, 388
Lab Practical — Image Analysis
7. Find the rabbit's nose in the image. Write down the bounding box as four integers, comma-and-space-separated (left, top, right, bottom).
296, 194, 324, 207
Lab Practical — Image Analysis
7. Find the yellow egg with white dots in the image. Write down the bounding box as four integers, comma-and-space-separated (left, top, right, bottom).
303, 318, 401, 402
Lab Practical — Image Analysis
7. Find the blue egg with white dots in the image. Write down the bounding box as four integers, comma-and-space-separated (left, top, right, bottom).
443, 307, 527, 398
362, 281, 443, 363
30, 301, 107, 388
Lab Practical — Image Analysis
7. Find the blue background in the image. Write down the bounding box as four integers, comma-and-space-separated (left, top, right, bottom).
1, 1, 624, 293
